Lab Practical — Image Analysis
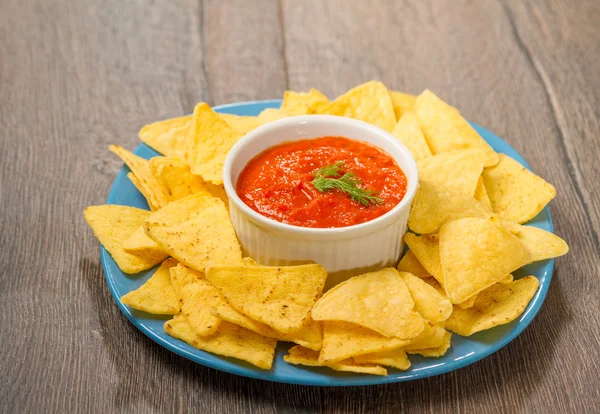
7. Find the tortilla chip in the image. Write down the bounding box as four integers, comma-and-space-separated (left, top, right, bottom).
320, 321, 411, 363
499, 274, 514, 284
318, 81, 396, 132
404, 233, 443, 283
150, 157, 211, 202
353, 348, 411, 370
179, 278, 223, 336
391, 112, 432, 161
84, 205, 165, 274
122, 224, 167, 256
109, 145, 170, 209
219, 113, 262, 136
500, 220, 569, 262
145, 196, 242, 272
457, 295, 477, 309
138, 115, 192, 157
164, 316, 276, 369
408, 179, 493, 234
186, 103, 240, 185
397, 250, 431, 278
399, 272, 453, 323
257, 108, 287, 124
281, 89, 329, 115
206, 264, 327, 333
417, 149, 486, 196
404, 322, 447, 351
482, 154, 556, 223
446, 276, 539, 336
413, 90, 498, 166
312, 268, 425, 339
284, 345, 387, 376
474, 177, 493, 211
407, 331, 452, 357
439, 218, 530, 304
120, 258, 179, 315
126, 172, 157, 211
169, 263, 204, 298
212, 305, 322, 351
389, 91, 416, 120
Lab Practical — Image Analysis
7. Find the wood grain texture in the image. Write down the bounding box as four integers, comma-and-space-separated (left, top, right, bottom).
0, 0, 598, 413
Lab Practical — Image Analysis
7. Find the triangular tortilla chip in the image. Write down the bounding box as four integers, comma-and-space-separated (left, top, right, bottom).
122, 224, 167, 257
138, 116, 192, 157
408, 179, 493, 234
144, 196, 242, 272
404, 322, 447, 351
84, 205, 165, 274
482, 154, 556, 223
439, 218, 530, 304
186, 103, 241, 184
281, 88, 329, 115
474, 177, 493, 211
500, 220, 568, 262
397, 250, 431, 278
219, 113, 262, 136
353, 348, 411, 370
404, 233, 443, 283
318, 81, 396, 132
169, 263, 204, 297
126, 172, 157, 210
149, 156, 211, 202
312, 268, 425, 339
407, 331, 452, 357
417, 149, 486, 196
120, 258, 179, 314
446, 276, 539, 336
399, 272, 453, 323
284, 345, 387, 376
179, 278, 223, 336
391, 112, 432, 161
109, 145, 170, 209
413, 90, 498, 167
389, 91, 416, 120
205, 264, 327, 333
164, 315, 276, 369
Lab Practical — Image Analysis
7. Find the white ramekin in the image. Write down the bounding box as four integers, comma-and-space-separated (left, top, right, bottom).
223, 115, 418, 288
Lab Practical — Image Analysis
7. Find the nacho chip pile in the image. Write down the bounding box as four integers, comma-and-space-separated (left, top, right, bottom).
84, 81, 568, 375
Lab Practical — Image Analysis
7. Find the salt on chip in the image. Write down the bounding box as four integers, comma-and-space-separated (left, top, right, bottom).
353, 348, 411, 371
164, 315, 277, 369
284, 345, 387, 376
179, 278, 223, 336
391, 112, 432, 161
312, 268, 425, 339
482, 154, 556, 224
186, 103, 240, 185
408, 179, 493, 234
318, 81, 396, 132
404, 233, 443, 283
138, 115, 192, 158
281, 88, 329, 115
397, 250, 431, 279
219, 113, 261, 136
416, 149, 486, 196
407, 331, 452, 357
446, 276, 539, 336
439, 218, 531, 304
320, 321, 411, 363
84, 205, 166, 274
404, 322, 447, 351
145, 197, 243, 272
500, 220, 568, 262
206, 264, 327, 333
122, 224, 167, 257
150, 156, 211, 202
389, 91, 416, 120
399, 272, 452, 324
127, 172, 158, 211
413, 90, 498, 167
110, 145, 170, 209
474, 177, 493, 211
120, 258, 179, 315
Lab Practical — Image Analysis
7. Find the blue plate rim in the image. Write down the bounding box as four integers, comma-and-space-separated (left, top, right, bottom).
100, 99, 554, 386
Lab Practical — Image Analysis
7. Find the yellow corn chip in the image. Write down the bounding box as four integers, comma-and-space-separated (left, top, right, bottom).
320, 321, 412, 363
482, 154, 556, 224
186, 103, 241, 185
206, 264, 326, 333
126, 172, 158, 211
417, 149, 486, 196
122, 224, 167, 257
439, 218, 530, 304
284, 345, 387, 376
397, 250, 431, 278
138, 115, 192, 157
110, 145, 170, 209
413, 90, 498, 167
84, 205, 165, 274
281, 89, 329, 115
404, 322, 447, 351
499, 274, 514, 284
408, 179, 493, 234
145, 196, 242, 272
446, 276, 539, 336
391, 112, 432, 161
500, 220, 569, 262
407, 331, 452, 357
219, 113, 262, 136
257, 108, 288, 124
353, 348, 411, 370
404, 233, 443, 283
120, 258, 179, 315
179, 279, 223, 336
399, 272, 452, 323
474, 177, 493, 211
150, 157, 211, 202
457, 295, 477, 309
164, 315, 276, 369
169, 263, 204, 298
212, 305, 322, 351
312, 268, 425, 339
318, 81, 396, 132
389, 91, 416, 120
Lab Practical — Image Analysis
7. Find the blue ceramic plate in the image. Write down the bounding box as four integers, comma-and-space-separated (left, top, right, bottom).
102, 100, 554, 386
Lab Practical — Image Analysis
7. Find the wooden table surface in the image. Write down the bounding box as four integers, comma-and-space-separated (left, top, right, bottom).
1, 1, 599, 412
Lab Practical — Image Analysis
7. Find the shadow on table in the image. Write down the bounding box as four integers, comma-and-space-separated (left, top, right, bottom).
81, 257, 569, 412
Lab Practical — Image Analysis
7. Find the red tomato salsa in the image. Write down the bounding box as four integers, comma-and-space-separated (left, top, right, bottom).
236, 136, 408, 228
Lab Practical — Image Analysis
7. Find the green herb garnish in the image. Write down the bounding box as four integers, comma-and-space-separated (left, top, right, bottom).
311, 161, 382, 207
